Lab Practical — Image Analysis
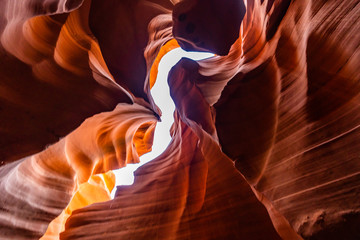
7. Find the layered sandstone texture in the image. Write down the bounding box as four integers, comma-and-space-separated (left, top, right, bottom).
0, 0, 359, 239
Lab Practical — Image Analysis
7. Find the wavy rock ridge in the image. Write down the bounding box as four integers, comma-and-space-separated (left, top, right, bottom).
0, 0, 359, 239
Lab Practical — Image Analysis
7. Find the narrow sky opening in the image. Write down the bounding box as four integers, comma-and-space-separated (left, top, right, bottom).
111, 48, 214, 198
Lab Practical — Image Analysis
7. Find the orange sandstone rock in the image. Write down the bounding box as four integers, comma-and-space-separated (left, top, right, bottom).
0, 0, 360, 239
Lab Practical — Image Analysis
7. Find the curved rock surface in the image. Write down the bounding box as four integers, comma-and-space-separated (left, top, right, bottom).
0, 103, 156, 239
211, 1, 360, 238
0, 0, 359, 239
62, 113, 281, 240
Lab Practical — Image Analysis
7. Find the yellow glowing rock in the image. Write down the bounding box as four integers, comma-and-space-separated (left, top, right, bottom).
40, 171, 115, 240
149, 38, 180, 89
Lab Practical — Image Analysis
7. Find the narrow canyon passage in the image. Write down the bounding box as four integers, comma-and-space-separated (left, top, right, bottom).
1, 0, 359, 238
111, 47, 214, 198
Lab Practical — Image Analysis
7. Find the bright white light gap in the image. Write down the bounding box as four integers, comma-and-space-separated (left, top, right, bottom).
111, 48, 214, 198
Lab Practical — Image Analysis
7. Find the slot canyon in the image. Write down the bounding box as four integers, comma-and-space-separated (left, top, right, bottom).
0, 0, 359, 239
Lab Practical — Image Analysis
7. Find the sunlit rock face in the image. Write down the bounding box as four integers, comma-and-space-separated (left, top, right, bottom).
0, 0, 359, 239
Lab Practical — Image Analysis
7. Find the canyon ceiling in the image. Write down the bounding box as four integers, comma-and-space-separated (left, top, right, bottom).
0, 0, 359, 239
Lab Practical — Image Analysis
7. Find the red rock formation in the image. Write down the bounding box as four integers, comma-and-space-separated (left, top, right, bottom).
172, 0, 246, 55
0, 0, 359, 239
0, 0, 132, 164
41, 171, 115, 240
210, 1, 360, 239
61, 113, 281, 239
0, 103, 156, 239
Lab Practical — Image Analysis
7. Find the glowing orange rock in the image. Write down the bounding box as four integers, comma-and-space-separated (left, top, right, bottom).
0, 0, 360, 239
61, 115, 281, 239
0, 103, 156, 239
40, 171, 115, 240
149, 39, 180, 89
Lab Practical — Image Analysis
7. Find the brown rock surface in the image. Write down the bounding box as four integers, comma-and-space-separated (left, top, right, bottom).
0, 0, 133, 164
0, 103, 156, 239
0, 0, 359, 239
172, 0, 246, 55
61, 114, 281, 240
211, 1, 360, 238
